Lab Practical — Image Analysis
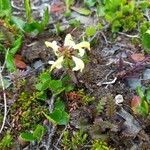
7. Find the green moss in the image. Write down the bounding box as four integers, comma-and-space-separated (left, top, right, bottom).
11, 92, 48, 130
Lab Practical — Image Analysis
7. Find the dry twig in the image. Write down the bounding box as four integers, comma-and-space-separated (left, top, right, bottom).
0, 49, 9, 134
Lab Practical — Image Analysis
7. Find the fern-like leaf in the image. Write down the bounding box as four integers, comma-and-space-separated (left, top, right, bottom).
106, 95, 116, 119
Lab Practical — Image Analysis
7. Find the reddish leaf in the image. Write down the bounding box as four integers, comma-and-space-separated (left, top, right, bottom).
130, 53, 145, 62
15, 54, 22, 60
131, 96, 141, 112
50, 3, 65, 13
14, 55, 27, 69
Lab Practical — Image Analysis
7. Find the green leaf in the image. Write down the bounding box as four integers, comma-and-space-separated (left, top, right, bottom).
142, 31, 150, 49
39, 72, 51, 82
11, 16, 26, 32
0, 0, 12, 17
65, 0, 74, 11
44, 109, 69, 125
6, 36, 22, 72
36, 82, 50, 91
9, 36, 22, 55
84, 0, 96, 7
24, 22, 41, 35
49, 80, 65, 95
6, 53, 16, 72
138, 100, 149, 116
23, 8, 49, 35
54, 98, 65, 111
85, 26, 97, 37
0, 131, 13, 148
44, 100, 69, 125
24, 0, 33, 22
146, 88, 150, 103
40, 7, 49, 29
71, 7, 92, 15
136, 86, 145, 101
33, 125, 45, 143
20, 133, 35, 142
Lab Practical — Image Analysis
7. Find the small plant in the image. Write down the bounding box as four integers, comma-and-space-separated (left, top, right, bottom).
19, 124, 45, 143
96, 97, 106, 114
62, 130, 88, 150
36, 71, 74, 97
0, 131, 13, 149
106, 95, 116, 119
78, 89, 95, 105
91, 139, 110, 150
45, 34, 90, 72
97, 0, 144, 32
11, 91, 48, 130
132, 86, 149, 116
140, 21, 150, 53
65, 0, 74, 16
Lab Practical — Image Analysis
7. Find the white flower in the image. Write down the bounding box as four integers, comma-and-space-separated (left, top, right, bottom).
45, 34, 90, 72
72, 56, 85, 72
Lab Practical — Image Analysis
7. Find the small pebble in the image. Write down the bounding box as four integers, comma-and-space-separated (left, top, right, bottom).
127, 78, 141, 90
143, 69, 150, 80
115, 94, 124, 105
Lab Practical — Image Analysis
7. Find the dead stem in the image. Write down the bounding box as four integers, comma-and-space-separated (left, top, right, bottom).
0, 49, 9, 134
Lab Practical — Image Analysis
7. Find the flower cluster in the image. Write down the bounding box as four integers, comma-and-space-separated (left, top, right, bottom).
45, 34, 90, 72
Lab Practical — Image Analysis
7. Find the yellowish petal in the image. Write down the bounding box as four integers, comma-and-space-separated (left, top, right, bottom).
64, 34, 76, 48
78, 48, 85, 57
45, 41, 59, 56
75, 41, 90, 50
72, 56, 85, 72
50, 56, 64, 71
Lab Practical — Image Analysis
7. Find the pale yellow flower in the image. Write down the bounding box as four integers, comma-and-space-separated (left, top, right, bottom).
45, 34, 90, 72
49, 56, 64, 71
72, 56, 85, 72
45, 41, 59, 56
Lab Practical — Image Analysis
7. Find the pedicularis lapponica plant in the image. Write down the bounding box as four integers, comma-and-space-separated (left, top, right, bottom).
45, 34, 90, 72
